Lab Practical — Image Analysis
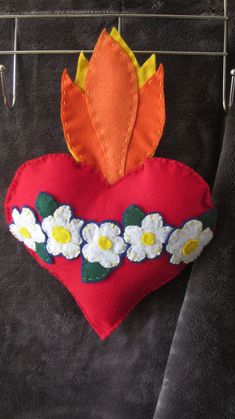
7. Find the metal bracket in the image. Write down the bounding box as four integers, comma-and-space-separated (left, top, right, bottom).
229, 69, 235, 110
0, 4, 234, 112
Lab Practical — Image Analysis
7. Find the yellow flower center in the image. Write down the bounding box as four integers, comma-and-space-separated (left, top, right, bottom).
19, 227, 31, 239
52, 226, 71, 244
141, 232, 155, 246
181, 239, 200, 256
98, 236, 113, 251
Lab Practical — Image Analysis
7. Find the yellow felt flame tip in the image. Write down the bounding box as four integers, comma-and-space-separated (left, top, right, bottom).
75, 51, 89, 90
74, 28, 156, 91
110, 27, 140, 71
110, 27, 156, 88
138, 54, 156, 89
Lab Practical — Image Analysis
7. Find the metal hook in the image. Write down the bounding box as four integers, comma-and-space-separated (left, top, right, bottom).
0, 17, 17, 110
228, 69, 235, 111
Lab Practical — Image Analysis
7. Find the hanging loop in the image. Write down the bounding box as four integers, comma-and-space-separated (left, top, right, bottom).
0, 17, 17, 110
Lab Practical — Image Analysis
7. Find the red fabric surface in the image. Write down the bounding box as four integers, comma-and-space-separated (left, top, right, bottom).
5, 154, 214, 339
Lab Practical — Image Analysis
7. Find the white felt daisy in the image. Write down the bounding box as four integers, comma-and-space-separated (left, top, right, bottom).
42, 205, 84, 259
124, 213, 173, 262
166, 219, 213, 264
9, 207, 45, 251
82, 222, 127, 268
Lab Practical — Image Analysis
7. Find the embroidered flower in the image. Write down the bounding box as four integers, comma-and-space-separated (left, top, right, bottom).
166, 219, 213, 264
82, 222, 127, 268
9, 207, 45, 251
124, 213, 173, 262
42, 205, 84, 259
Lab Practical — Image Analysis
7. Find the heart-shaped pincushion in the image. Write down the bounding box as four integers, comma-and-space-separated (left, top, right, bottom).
5, 153, 214, 338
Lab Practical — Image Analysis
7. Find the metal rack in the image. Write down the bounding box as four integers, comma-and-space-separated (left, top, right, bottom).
0, 2, 234, 112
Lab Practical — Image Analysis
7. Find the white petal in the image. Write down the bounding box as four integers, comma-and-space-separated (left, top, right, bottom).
51, 216, 69, 229
142, 213, 163, 231
9, 224, 24, 242
113, 236, 127, 254
124, 225, 142, 244
61, 243, 81, 259
21, 207, 37, 225
82, 223, 99, 243
99, 251, 120, 268
181, 245, 203, 264
199, 228, 213, 246
99, 222, 121, 238
46, 238, 62, 256
166, 229, 187, 253
157, 226, 173, 243
127, 244, 146, 262
24, 238, 36, 251
42, 216, 56, 235
69, 218, 84, 244
53, 205, 72, 222
170, 251, 184, 264
11, 208, 21, 225
82, 243, 101, 262
182, 219, 203, 237
30, 224, 45, 243
145, 241, 163, 259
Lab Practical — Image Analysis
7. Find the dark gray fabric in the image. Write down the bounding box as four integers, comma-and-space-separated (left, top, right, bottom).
0, 1, 234, 418
154, 101, 235, 419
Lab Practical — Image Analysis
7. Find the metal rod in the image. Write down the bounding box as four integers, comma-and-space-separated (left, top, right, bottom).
0, 17, 17, 109
0, 13, 228, 20
0, 50, 227, 56
222, 0, 228, 111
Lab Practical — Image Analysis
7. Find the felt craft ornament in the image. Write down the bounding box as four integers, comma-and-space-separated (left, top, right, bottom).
5, 28, 217, 339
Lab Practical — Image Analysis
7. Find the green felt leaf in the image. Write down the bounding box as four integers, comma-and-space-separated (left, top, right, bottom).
36, 192, 58, 218
36, 242, 53, 264
123, 204, 145, 227
82, 260, 112, 283
199, 208, 218, 229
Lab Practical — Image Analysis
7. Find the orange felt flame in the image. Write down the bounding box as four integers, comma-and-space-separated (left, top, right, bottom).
86, 30, 138, 183
61, 29, 165, 184
61, 70, 104, 173
126, 64, 165, 173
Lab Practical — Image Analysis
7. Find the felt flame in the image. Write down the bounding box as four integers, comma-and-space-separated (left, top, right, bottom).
61, 28, 165, 184
75, 28, 157, 91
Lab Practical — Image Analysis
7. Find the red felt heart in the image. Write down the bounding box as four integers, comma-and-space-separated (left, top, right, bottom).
5, 153, 214, 339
